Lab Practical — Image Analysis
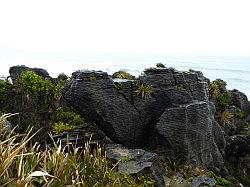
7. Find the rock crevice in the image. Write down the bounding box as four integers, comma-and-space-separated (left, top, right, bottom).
62, 68, 226, 169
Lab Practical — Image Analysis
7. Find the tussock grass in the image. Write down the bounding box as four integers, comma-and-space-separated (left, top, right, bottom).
0, 114, 150, 186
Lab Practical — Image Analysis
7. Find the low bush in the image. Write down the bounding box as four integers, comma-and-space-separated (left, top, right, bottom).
16, 71, 56, 114
0, 79, 13, 111
234, 108, 246, 119
209, 82, 220, 100
212, 79, 227, 92
52, 122, 76, 134
209, 79, 227, 101
112, 70, 135, 80
217, 91, 232, 111
53, 107, 84, 127
156, 63, 166, 68
57, 72, 68, 81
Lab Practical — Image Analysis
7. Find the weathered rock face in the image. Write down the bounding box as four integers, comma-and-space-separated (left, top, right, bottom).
156, 101, 225, 168
63, 70, 145, 147
9, 65, 51, 82
63, 68, 226, 168
230, 89, 250, 115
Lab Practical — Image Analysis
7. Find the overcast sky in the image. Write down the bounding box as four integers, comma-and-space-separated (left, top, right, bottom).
0, 0, 250, 56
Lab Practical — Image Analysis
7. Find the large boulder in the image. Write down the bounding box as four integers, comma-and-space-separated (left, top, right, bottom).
63, 70, 145, 147
62, 68, 226, 169
230, 89, 250, 116
156, 101, 225, 168
9, 65, 51, 83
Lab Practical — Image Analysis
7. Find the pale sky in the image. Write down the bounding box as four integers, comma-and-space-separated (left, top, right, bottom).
0, 0, 250, 56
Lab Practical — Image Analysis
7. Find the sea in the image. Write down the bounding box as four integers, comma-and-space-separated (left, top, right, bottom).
0, 53, 250, 99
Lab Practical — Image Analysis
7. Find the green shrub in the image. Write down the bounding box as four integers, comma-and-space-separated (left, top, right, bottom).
53, 122, 75, 134
209, 79, 227, 101
156, 63, 166, 68
207, 171, 232, 186
209, 82, 220, 100
217, 91, 232, 110
112, 71, 135, 80
17, 71, 64, 112
234, 108, 246, 119
57, 73, 68, 81
0, 79, 13, 111
0, 79, 12, 94
18, 71, 53, 96
16, 71, 55, 114
10, 71, 65, 136
212, 79, 227, 92
54, 107, 84, 126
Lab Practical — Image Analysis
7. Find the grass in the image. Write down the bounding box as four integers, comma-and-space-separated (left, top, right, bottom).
218, 111, 234, 126
0, 114, 154, 186
136, 83, 153, 99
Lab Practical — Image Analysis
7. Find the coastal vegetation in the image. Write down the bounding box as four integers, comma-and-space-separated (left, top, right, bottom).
0, 117, 153, 186
209, 78, 250, 186
112, 70, 135, 80
0, 70, 155, 186
156, 63, 166, 68
136, 82, 153, 99
0, 66, 249, 186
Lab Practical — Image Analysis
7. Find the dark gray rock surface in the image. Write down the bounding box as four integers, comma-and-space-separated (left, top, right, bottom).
190, 176, 216, 187
62, 68, 226, 169
63, 70, 145, 147
157, 101, 225, 168
230, 89, 250, 116
106, 144, 165, 187
52, 122, 112, 147
9, 65, 51, 82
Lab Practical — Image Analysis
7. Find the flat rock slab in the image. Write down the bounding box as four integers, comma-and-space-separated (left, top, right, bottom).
190, 176, 216, 187
118, 161, 153, 174
106, 144, 157, 175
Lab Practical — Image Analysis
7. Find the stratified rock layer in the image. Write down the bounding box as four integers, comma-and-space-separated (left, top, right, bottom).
106, 144, 165, 186
63, 70, 145, 147
156, 101, 225, 168
63, 68, 226, 168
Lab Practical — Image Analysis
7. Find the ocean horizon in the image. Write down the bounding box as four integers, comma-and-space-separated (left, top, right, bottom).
0, 53, 250, 99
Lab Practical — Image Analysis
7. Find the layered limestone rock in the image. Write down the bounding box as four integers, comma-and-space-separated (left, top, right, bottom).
9, 65, 51, 83
62, 67, 226, 168
106, 144, 165, 186
156, 101, 225, 168
63, 70, 145, 147
230, 89, 250, 113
